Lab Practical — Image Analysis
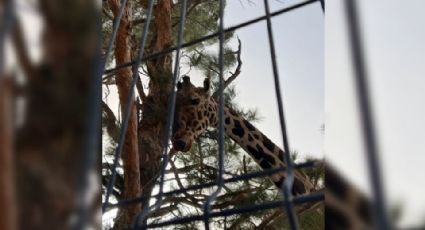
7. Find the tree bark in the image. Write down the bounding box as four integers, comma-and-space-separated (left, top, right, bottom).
137, 0, 173, 226
107, 0, 141, 227
0, 76, 17, 230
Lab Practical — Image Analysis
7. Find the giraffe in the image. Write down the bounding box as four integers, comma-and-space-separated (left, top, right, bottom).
325, 164, 374, 229
172, 76, 375, 229
172, 76, 314, 195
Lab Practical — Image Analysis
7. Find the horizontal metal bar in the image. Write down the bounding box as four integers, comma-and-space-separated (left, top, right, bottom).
133, 192, 324, 229
103, 160, 322, 210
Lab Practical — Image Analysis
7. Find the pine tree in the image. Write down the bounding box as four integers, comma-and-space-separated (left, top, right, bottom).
101, 0, 324, 229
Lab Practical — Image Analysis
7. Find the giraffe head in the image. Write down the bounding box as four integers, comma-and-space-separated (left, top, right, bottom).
172, 76, 217, 152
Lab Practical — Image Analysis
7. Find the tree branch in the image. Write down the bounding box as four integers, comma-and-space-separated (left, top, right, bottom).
136, 76, 147, 102
213, 38, 242, 98
102, 171, 124, 199
164, 164, 199, 174
257, 209, 284, 229
212, 187, 260, 210
102, 6, 114, 21
172, 0, 204, 28
132, 17, 146, 25
161, 196, 203, 209
102, 101, 119, 142
169, 159, 201, 206
12, 18, 36, 80
149, 205, 178, 218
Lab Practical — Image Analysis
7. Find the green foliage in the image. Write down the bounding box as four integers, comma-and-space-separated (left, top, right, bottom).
102, 0, 324, 229
144, 81, 324, 229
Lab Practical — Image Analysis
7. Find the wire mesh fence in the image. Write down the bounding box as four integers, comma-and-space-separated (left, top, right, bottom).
99, 0, 397, 228
0, 0, 395, 229
102, 0, 328, 229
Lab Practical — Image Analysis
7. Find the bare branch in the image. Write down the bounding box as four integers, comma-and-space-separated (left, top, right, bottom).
12, 19, 36, 80
136, 76, 147, 102
257, 209, 284, 229
213, 38, 242, 98
102, 101, 119, 142
164, 164, 199, 174
101, 161, 124, 198
161, 196, 202, 209
170, 159, 201, 206
212, 187, 261, 210
149, 206, 178, 218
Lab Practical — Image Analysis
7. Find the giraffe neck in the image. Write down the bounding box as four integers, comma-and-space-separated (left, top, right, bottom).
208, 101, 314, 195
206, 101, 373, 227
326, 164, 373, 229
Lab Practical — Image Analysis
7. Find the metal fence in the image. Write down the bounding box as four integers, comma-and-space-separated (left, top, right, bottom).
102, 0, 324, 229
0, 0, 392, 229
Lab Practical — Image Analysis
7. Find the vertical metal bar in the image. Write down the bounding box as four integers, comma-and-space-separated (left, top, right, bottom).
343, 1, 390, 229
263, 0, 298, 229
101, 0, 129, 73
132, 0, 188, 228
72, 4, 103, 230
0, 3, 16, 229
0, 0, 15, 78
102, 0, 155, 213
203, 0, 225, 229
100, 0, 130, 214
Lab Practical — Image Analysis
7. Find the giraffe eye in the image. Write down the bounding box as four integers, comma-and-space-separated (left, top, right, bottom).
191, 98, 200, 105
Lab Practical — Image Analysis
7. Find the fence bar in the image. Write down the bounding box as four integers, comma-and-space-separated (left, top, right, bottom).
102, 0, 155, 213
101, 0, 129, 72
343, 1, 390, 229
0, 0, 15, 78
203, 0, 226, 229
104, 160, 321, 210
132, 0, 188, 228
72, 5, 104, 230
100, 0, 325, 228
134, 192, 324, 229
0, 2, 16, 230
264, 0, 298, 229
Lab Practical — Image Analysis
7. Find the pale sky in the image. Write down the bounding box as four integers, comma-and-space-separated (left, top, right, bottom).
11, 0, 423, 227
326, 0, 425, 227
222, 0, 324, 160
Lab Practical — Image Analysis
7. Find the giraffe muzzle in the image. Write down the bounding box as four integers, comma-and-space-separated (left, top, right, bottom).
173, 139, 188, 152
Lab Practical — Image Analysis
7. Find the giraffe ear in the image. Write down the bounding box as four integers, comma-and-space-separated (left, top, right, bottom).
203, 78, 210, 92
182, 75, 191, 85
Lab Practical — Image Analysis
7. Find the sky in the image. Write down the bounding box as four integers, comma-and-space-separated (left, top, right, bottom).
9, 0, 424, 227
326, 0, 425, 227
222, 0, 325, 160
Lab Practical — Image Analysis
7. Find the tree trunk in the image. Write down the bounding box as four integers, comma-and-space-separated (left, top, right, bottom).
107, 0, 141, 227
14, 0, 98, 229
106, 0, 174, 227
137, 0, 173, 226
0, 76, 17, 230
